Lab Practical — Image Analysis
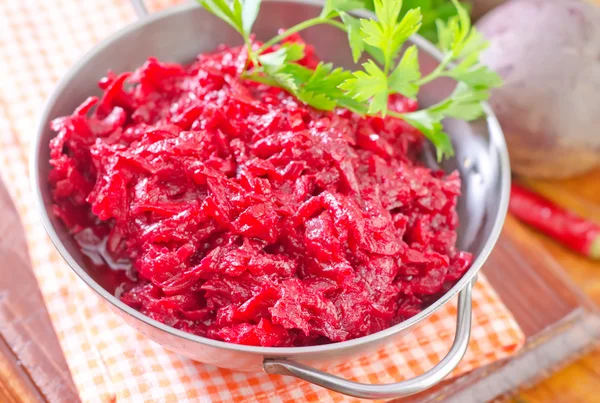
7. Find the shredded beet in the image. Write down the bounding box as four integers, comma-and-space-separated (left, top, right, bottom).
48, 36, 472, 347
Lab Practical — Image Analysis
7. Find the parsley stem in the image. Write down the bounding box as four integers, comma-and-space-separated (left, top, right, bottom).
386, 110, 405, 119
321, 19, 347, 32
415, 55, 452, 86
241, 46, 258, 76
257, 18, 346, 54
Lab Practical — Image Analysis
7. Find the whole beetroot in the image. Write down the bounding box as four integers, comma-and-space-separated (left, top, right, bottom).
477, 0, 600, 179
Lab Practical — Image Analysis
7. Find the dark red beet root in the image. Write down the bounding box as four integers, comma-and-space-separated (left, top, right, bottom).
48, 37, 472, 347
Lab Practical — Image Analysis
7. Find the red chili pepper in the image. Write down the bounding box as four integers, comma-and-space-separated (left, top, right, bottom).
509, 183, 600, 259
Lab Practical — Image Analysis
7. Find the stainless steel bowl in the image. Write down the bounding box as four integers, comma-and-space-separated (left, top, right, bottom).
30, 0, 510, 399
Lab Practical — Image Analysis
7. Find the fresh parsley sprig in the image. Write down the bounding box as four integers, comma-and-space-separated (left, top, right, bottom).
200, 0, 261, 65
198, 0, 502, 161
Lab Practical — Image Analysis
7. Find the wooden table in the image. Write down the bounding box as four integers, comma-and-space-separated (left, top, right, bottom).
506, 169, 600, 403
0, 168, 599, 402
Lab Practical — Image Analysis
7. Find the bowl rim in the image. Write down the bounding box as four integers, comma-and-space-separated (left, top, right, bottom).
30, 0, 511, 356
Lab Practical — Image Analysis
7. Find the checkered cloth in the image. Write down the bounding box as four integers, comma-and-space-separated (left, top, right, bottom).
0, 1, 524, 402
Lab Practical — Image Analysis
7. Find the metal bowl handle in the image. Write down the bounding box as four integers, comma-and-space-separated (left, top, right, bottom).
264, 280, 474, 399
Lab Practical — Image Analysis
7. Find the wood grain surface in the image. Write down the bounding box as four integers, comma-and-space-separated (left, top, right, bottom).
506, 169, 600, 403
0, 166, 598, 403
0, 182, 79, 402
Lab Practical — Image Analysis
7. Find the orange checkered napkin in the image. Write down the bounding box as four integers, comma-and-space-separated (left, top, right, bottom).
0, 1, 524, 402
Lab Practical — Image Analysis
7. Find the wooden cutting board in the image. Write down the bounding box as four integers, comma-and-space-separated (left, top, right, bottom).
505, 169, 600, 403
0, 168, 599, 402
0, 182, 78, 402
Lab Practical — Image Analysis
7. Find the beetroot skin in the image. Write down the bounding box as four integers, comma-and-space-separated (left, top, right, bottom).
48, 37, 472, 347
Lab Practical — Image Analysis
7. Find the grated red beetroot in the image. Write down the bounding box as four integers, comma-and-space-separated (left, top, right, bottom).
48, 36, 472, 347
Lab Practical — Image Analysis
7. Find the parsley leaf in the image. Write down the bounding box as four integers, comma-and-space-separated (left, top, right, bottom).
261, 67, 299, 92
456, 28, 488, 59
258, 42, 305, 67
361, 0, 472, 43
280, 42, 306, 63
200, 0, 242, 37
339, 12, 364, 63
298, 62, 354, 111
248, 60, 355, 112
388, 44, 421, 99
375, 0, 402, 27
422, 0, 502, 92
199, 0, 262, 42
254, 43, 308, 92
436, 82, 490, 120
402, 111, 454, 161
435, 0, 481, 58
241, 0, 261, 36
391, 8, 423, 51
302, 63, 353, 94
360, 0, 422, 71
447, 64, 502, 89
250, 57, 303, 93
339, 60, 389, 115
435, 18, 454, 53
